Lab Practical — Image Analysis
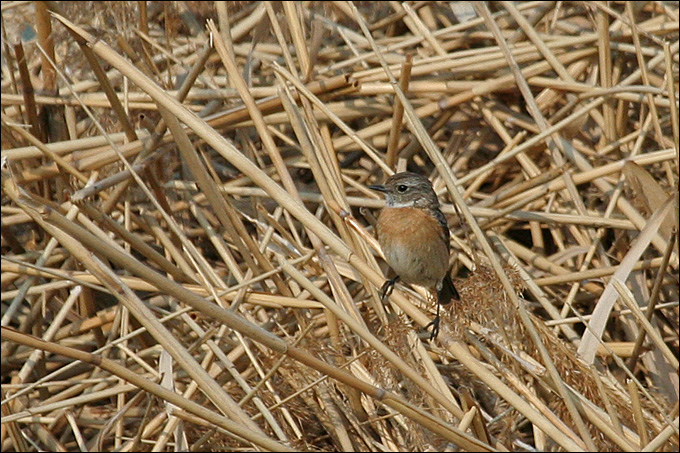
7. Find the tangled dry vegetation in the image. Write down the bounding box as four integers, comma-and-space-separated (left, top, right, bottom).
1, 1, 678, 451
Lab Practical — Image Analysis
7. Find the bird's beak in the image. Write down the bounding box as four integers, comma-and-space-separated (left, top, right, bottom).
369, 184, 387, 192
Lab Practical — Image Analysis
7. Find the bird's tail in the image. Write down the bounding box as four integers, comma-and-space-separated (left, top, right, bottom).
438, 273, 460, 305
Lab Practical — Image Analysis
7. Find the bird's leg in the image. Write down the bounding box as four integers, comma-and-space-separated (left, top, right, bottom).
426, 301, 442, 341
380, 276, 399, 301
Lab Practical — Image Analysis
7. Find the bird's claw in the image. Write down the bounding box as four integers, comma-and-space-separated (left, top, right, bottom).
380, 276, 399, 302
425, 315, 441, 341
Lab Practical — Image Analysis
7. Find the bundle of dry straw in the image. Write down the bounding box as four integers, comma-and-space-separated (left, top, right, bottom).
1, 2, 678, 451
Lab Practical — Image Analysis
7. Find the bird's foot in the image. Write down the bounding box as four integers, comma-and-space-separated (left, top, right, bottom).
380, 276, 399, 302
425, 315, 441, 341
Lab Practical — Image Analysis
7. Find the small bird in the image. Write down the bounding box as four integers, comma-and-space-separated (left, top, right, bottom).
370, 172, 459, 340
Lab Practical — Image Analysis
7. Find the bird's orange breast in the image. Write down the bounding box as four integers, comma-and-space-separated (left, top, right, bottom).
376, 207, 450, 287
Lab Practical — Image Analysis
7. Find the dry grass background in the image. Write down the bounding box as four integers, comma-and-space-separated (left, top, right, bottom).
1, 1, 678, 451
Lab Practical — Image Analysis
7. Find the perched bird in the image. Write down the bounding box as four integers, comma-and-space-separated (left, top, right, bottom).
370, 172, 459, 339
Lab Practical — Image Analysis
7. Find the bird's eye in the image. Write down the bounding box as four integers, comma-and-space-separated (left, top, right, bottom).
397, 184, 408, 193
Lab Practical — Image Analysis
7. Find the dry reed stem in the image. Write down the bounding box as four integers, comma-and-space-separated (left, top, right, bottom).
2, 2, 678, 452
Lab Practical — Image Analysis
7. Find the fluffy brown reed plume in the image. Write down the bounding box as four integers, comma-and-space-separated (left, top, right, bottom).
444, 264, 665, 451
2, 1, 678, 452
